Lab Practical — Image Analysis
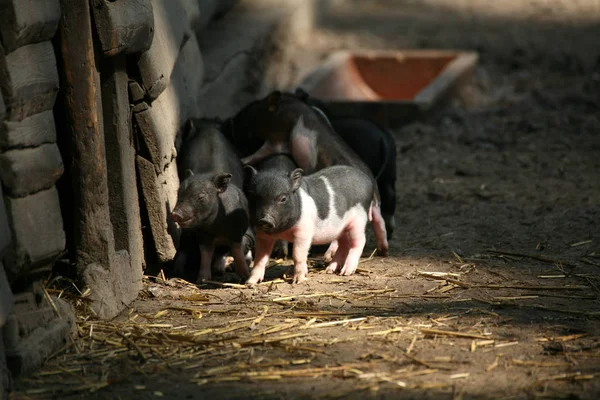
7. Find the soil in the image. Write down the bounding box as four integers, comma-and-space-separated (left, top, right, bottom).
10, 0, 600, 399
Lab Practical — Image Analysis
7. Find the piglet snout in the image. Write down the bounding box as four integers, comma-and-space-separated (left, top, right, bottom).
171, 209, 184, 224
257, 215, 276, 230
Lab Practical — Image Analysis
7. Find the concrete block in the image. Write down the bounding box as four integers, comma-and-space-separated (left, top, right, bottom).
0, 110, 57, 150
0, 143, 64, 197
3, 187, 66, 279
0, 0, 61, 53
0, 41, 59, 121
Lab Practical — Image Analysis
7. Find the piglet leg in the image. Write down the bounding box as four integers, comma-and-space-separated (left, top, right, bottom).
230, 242, 250, 280
339, 218, 368, 276
197, 243, 215, 283
241, 141, 278, 166
325, 235, 349, 274
370, 203, 389, 257
246, 235, 275, 286
323, 240, 339, 263
211, 255, 226, 276
292, 235, 312, 284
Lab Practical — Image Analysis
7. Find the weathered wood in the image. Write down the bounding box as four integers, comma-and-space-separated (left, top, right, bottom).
0, 143, 64, 197
2, 187, 66, 279
91, 0, 154, 57
0, 88, 5, 126
100, 55, 144, 275
0, 185, 11, 258
136, 155, 178, 262
138, 0, 190, 100
0, 263, 12, 327
0, 0, 62, 53
56, 0, 111, 268
135, 34, 204, 172
128, 80, 145, 103
0, 42, 58, 122
197, 4, 294, 119
0, 41, 59, 121
4, 294, 74, 377
0, 110, 57, 150
186, 0, 238, 38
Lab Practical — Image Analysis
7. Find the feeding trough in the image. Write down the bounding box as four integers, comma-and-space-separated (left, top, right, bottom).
298, 50, 479, 127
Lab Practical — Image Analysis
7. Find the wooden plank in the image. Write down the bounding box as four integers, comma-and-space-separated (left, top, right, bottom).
0, 110, 57, 150
0, 41, 59, 121
0, 143, 64, 197
2, 187, 66, 280
0, 0, 62, 53
137, 0, 190, 100
0, 262, 13, 328
56, 0, 111, 268
0, 185, 11, 258
134, 34, 204, 172
91, 0, 153, 57
128, 81, 145, 103
136, 155, 177, 262
0, 86, 5, 125
100, 55, 144, 274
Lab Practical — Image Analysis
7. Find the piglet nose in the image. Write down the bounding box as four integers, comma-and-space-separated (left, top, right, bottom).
258, 215, 275, 230
171, 210, 184, 224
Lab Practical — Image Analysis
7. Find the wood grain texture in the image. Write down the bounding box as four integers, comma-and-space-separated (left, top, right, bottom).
0, 41, 59, 121
91, 0, 153, 57
1, 110, 57, 150
0, 0, 61, 53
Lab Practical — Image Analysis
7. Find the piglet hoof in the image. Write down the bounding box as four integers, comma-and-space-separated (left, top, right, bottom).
292, 264, 309, 284
196, 270, 212, 284
339, 264, 358, 276
245, 274, 263, 287
292, 273, 308, 284
324, 263, 338, 274
377, 247, 389, 257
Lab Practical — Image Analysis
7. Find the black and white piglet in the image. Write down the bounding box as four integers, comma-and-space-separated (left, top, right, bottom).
254, 154, 298, 259
244, 165, 376, 284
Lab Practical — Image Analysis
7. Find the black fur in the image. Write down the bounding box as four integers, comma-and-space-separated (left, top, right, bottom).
171, 119, 252, 281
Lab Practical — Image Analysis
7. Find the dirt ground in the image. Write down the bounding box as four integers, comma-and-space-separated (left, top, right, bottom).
11, 1, 600, 399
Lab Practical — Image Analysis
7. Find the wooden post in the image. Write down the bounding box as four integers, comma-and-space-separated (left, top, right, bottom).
56, 0, 112, 269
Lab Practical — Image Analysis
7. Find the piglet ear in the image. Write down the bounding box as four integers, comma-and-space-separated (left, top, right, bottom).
185, 169, 195, 179
243, 165, 258, 189
182, 119, 195, 142
294, 88, 309, 102
290, 168, 303, 192
213, 173, 232, 193
268, 90, 282, 112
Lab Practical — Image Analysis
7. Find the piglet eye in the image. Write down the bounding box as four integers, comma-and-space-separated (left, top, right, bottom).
279, 195, 287, 204
198, 194, 206, 201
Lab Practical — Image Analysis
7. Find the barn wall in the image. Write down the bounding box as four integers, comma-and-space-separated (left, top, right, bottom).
0, 0, 313, 385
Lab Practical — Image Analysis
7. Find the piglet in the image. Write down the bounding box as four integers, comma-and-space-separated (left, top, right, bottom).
172, 171, 251, 282
171, 119, 252, 283
244, 165, 376, 284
